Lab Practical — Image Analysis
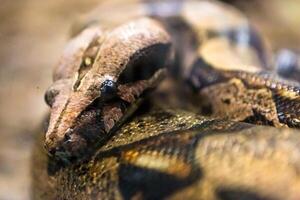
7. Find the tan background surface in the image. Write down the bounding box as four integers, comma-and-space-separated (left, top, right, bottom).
0, 0, 299, 199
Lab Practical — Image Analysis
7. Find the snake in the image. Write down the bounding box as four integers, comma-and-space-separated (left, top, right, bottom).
31, 0, 300, 199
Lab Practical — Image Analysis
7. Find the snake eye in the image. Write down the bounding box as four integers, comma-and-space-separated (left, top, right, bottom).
100, 80, 117, 100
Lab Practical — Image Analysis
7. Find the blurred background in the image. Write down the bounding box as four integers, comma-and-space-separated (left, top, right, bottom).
0, 0, 299, 199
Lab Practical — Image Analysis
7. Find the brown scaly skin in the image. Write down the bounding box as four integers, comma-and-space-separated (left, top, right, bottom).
32, 108, 300, 200
32, 0, 300, 199
44, 17, 172, 159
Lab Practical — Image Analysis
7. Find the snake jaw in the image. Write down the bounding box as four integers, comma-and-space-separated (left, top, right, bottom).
47, 69, 167, 160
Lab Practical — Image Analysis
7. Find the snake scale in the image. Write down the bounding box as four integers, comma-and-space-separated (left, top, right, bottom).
31, 0, 300, 199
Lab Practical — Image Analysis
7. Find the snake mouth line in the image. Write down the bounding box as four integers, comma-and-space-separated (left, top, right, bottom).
51, 98, 126, 161
50, 70, 166, 162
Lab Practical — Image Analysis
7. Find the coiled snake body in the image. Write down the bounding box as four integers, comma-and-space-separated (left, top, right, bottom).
32, 0, 300, 199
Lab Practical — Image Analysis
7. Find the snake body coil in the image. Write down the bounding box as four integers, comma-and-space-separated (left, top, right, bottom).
32, 0, 300, 199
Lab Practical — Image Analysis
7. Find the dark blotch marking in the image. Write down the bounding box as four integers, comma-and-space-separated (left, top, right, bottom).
117, 127, 202, 200
118, 43, 171, 84
155, 16, 199, 78
187, 57, 227, 91
243, 109, 274, 126
217, 187, 275, 200
116, 119, 256, 200
222, 98, 231, 105
118, 164, 201, 200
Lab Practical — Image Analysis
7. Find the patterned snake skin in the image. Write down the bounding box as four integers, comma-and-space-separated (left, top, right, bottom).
31, 0, 300, 199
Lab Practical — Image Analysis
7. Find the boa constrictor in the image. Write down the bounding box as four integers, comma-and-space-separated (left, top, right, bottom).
32, 0, 300, 199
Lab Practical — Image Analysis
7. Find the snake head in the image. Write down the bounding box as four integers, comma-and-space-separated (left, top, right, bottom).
44, 18, 172, 160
